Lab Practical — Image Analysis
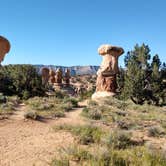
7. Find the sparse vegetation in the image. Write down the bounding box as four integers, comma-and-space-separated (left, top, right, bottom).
108, 130, 134, 149
0, 46, 165, 165
25, 96, 78, 117
54, 124, 104, 145
52, 145, 166, 166
24, 110, 38, 120
148, 125, 165, 137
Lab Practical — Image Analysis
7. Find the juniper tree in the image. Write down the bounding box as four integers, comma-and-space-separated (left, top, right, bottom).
122, 44, 159, 105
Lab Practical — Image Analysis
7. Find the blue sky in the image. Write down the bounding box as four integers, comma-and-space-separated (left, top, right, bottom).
0, 0, 166, 66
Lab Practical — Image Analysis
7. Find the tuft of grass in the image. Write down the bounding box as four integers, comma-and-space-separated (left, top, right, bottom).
52, 145, 166, 166
0, 103, 16, 115
101, 97, 128, 111
60, 102, 73, 112
81, 106, 108, 120
54, 90, 69, 99
62, 98, 78, 107
88, 109, 102, 120
108, 130, 134, 149
53, 111, 65, 118
148, 125, 165, 137
117, 120, 135, 130
50, 159, 69, 166
88, 100, 99, 107
25, 96, 78, 117
65, 145, 92, 162
24, 111, 38, 120
54, 124, 104, 145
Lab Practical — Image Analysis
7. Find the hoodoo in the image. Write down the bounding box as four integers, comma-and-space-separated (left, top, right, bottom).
92, 44, 124, 100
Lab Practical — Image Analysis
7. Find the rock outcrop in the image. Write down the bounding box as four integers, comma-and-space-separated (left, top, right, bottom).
0, 36, 10, 64
36, 65, 99, 76
55, 68, 63, 85
41, 67, 49, 85
92, 44, 124, 100
49, 69, 56, 84
64, 69, 71, 86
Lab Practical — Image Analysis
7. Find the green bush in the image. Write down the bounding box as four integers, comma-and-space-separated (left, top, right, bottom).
60, 102, 73, 112
0, 65, 46, 99
54, 111, 65, 118
108, 130, 133, 149
0, 103, 15, 115
63, 97, 78, 107
24, 111, 38, 120
88, 109, 102, 120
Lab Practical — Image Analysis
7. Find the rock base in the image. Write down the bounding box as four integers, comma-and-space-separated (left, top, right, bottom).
92, 91, 115, 101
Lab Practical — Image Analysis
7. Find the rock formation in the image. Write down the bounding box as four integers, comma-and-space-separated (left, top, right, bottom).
64, 68, 71, 86
55, 68, 63, 85
92, 44, 124, 100
0, 36, 10, 64
41, 67, 50, 85
49, 69, 56, 84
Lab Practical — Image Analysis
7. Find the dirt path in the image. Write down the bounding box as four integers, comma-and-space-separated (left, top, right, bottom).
0, 103, 86, 166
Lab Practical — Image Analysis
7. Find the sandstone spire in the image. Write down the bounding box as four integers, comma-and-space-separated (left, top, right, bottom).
92, 44, 124, 100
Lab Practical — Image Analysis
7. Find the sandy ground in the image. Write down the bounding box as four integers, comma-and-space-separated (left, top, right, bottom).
0, 103, 85, 166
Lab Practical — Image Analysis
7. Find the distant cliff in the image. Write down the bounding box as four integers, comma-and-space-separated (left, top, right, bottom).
35, 65, 99, 75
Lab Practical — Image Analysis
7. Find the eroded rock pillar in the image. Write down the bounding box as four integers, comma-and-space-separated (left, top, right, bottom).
92, 44, 124, 100
64, 68, 71, 87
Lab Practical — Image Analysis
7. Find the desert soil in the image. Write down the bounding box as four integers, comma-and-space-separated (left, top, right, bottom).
0, 102, 86, 166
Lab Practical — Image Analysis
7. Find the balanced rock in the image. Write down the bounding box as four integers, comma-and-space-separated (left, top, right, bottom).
92, 44, 124, 100
0, 36, 10, 63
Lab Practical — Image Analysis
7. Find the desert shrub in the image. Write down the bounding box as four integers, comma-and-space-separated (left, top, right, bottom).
108, 130, 133, 149
110, 146, 166, 166
52, 143, 166, 166
127, 102, 156, 112
79, 89, 95, 100
27, 97, 54, 111
24, 111, 38, 120
60, 102, 73, 112
0, 103, 15, 115
54, 124, 104, 145
117, 120, 134, 130
102, 97, 128, 111
26, 96, 78, 117
88, 100, 98, 107
54, 111, 65, 118
82, 107, 102, 120
65, 145, 92, 162
63, 97, 78, 107
7, 96, 21, 105
82, 104, 112, 121
88, 109, 102, 120
148, 125, 165, 137
51, 159, 69, 166
146, 142, 166, 160
0, 93, 7, 103
54, 90, 68, 99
